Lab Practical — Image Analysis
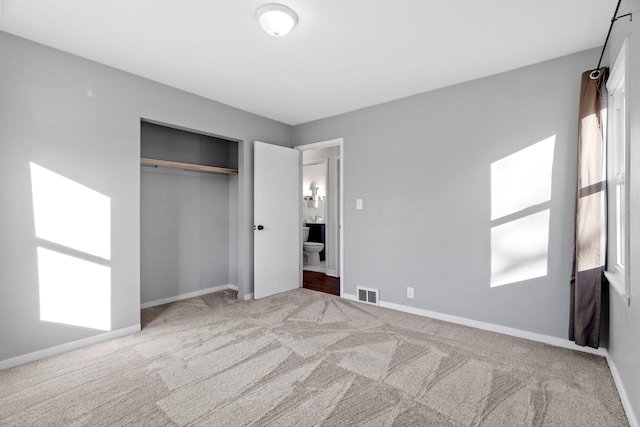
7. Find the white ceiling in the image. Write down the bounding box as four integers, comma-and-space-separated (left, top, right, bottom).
0, 0, 616, 125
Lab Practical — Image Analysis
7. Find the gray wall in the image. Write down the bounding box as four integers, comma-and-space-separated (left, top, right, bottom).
293, 48, 599, 339
228, 175, 239, 287
141, 168, 231, 304
605, 0, 640, 423
0, 32, 291, 363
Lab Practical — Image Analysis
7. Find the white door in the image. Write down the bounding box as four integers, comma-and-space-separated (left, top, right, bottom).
254, 141, 300, 299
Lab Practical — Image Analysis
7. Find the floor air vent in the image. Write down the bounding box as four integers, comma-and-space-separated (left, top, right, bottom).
357, 287, 379, 305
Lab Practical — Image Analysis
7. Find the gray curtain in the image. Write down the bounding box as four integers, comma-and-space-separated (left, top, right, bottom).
570, 69, 607, 348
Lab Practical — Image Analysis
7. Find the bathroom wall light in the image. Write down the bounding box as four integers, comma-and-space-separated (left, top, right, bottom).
306, 182, 324, 208
256, 4, 298, 37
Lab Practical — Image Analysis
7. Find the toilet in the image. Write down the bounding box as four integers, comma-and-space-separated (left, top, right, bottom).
302, 227, 324, 266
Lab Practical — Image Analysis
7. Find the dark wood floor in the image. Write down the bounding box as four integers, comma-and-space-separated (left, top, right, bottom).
303, 270, 340, 296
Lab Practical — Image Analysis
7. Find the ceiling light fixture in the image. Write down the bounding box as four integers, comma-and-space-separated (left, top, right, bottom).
256, 4, 298, 37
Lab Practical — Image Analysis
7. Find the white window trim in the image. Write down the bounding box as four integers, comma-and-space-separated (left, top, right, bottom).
605, 38, 631, 305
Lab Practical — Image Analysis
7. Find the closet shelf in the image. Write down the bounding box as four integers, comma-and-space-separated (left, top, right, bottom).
140, 158, 238, 175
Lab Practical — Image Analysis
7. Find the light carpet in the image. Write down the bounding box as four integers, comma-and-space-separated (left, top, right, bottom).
0, 288, 628, 426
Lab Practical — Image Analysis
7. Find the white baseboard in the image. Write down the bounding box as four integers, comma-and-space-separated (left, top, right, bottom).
141, 284, 237, 309
243, 292, 254, 301
605, 351, 639, 427
342, 293, 604, 356
0, 324, 140, 371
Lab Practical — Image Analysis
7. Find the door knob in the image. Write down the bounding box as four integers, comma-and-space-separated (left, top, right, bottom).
257, 225, 264, 230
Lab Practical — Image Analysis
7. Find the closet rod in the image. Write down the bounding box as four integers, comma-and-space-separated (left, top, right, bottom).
140, 158, 238, 175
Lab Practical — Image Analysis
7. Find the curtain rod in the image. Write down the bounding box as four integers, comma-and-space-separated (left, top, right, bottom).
590, 0, 632, 79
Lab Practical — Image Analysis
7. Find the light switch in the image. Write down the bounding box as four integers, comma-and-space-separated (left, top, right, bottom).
356, 199, 363, 210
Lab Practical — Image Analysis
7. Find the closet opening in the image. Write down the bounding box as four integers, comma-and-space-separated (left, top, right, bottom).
139, 119, 240, 319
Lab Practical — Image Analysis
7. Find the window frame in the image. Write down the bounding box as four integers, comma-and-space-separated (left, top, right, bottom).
604, 38, 631, 304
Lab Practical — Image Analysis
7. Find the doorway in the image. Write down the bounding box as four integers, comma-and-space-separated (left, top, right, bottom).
296, 138, 344, 297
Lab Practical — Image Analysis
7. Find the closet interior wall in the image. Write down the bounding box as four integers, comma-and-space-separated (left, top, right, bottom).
140, 121, 239, 306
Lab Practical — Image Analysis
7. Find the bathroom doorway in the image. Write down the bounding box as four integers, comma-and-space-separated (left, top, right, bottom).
296, 138, 344, 297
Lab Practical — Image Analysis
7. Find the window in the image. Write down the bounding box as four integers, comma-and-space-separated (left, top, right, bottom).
605, 39, 630, 303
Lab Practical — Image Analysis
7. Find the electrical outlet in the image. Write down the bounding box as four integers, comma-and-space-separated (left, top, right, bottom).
356, 198, 363, 210
407, 287, 414, 299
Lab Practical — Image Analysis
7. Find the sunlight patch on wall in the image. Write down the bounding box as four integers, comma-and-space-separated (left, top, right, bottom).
491, 136, 555, 220
491, 210, 550, 287
30, 162, 110, 260
30, 162, 112, 330
37, 248, 111, 331
490, 137, 555, 288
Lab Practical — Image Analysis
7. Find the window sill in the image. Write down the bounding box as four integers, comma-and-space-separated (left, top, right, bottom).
604, 270, 631, 306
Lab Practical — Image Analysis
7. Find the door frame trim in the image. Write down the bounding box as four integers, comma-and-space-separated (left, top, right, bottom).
295, 138, 344, 297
